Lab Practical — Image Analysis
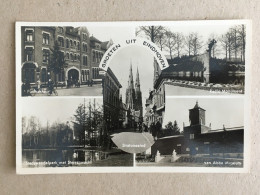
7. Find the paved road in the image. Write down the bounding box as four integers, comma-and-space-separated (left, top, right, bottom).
56, 84, 102, 96
32, 84, 103, 96
165, 84, 243, 96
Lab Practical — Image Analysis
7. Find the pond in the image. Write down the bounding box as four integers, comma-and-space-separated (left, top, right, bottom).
22, 149, 108, 167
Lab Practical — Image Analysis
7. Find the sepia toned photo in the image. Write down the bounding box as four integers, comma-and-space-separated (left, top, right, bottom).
136, 23, 246, 96
16, 20, 250, 173
136, 98, 244, 167
21, 98, 133, 168
20, 25, 132, 97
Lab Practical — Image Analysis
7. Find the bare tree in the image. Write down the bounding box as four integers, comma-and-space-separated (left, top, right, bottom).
185, 33, 194, 56
136, 26, 166, 44
174, 32, 184, 57
157, 32, 167, 51
237, 24, 246, 62
190, 33, 203, 55
220, 29, 233, 61
164, 30, 176, 60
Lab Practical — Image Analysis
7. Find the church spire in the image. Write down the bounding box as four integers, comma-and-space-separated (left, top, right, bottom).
135, 66, 140, 91
128, 62, 134, 90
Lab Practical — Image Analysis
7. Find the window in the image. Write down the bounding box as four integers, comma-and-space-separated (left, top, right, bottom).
82, 43, 87, 52
42, 33, 49, 45
43, 50, 50, 63
77, 42, 80, 50
41, 68, 47, 82
83, 56, 87, 65
26, 30, 33, 42
74, 41, 76, 47
58, 37, 64, 47
25, 47, 33, 61
70, 40, 73, 47
70, 53, 73, 60
74, 54, 77, 61
92, 51, 95, 62
190, 134, 194, 140
66, 39, 69, 48
58, 27, 64, 33
66, 53, 69, 60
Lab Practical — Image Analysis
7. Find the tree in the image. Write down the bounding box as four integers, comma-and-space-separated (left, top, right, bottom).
165, 120, 180, 136
165, 30, 176, 60
185, 33, 194, 56
49, 41, 66, 87
237, 24, 246, 63
136, 26, 166, 44
72, 103, 88, 146
190, 32, 203, 55
172, 120, 180, 135
174, 32, 184, 57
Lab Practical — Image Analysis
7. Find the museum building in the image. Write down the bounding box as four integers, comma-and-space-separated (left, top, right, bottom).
151, 101, 244, 157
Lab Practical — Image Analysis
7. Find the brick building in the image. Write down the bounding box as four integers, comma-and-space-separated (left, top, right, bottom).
151, 101, 244, 157
21, 26, 112, 86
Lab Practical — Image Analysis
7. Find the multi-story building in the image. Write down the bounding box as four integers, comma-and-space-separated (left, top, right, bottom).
21, 26, 112, 86
103, 67, 123, 133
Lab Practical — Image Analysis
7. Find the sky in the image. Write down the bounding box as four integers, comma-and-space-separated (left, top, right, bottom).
108, 45, 154, 112
163, 98, 244, 130
136, 23, 240, 58
21, 98, 103, 127
87, 25, 135, 43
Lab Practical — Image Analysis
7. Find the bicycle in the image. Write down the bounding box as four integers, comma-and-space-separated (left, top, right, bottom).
47, 87, 58, 96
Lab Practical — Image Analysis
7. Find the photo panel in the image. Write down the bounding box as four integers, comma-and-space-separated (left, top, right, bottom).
16, 20, 251, 173
136, 97, 245, 168
18, 97, 133, 171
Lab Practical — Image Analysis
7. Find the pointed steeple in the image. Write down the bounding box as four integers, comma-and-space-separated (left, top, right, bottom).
194, 100, 199, 108
135, 66, 140, 91
128, 62, 134, 90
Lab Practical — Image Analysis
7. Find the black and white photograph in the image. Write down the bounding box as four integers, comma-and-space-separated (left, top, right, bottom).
136, 23, 246, 96
20, 25, 132, 97
16, 20, 250, 173
136, 98, 244, 167
20, 98, 133, 168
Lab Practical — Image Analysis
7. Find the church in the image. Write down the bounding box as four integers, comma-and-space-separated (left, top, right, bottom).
125, 63, 143, 128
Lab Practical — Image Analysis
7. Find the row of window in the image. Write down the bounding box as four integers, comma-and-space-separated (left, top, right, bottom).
92, 50, 103, 63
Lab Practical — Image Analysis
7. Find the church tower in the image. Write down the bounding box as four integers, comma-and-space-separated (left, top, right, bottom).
135, 67, 143, 119
125, 63, 135, 110
189, 101, 206, 126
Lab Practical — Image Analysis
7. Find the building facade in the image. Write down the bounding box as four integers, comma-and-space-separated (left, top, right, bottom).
21, 26, 112, 86
151, 101, 244, 157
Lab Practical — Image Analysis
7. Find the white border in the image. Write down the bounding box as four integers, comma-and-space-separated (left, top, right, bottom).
16, 20, 251, 174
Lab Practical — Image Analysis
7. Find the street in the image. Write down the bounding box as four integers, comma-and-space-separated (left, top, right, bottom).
31, 84, 103, 96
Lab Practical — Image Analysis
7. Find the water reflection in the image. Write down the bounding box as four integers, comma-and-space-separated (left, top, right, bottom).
22, 149, 108, 167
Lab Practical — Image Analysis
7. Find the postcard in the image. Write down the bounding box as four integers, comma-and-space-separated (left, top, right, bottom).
16, 20, 251, 174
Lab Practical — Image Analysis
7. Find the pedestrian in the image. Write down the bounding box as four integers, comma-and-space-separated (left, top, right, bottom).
21, 82, 26, 96
155, 119, 162, 138
48, 79, 54, 95
151, 122, 156, 140
25, 79, 31, 96
37, 78, 41, 92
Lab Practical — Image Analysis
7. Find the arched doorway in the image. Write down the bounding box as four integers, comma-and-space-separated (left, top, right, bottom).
22, 63, 37, 83
68, 69, 79, 82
